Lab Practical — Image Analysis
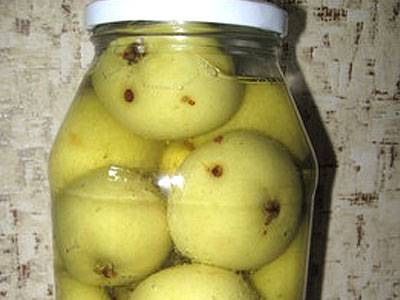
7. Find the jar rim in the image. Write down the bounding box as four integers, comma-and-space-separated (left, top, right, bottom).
85, 0, 288, 37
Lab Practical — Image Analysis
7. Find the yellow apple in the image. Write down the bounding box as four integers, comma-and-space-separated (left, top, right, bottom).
190, 82, 311, 163
49, 87, 164, 192
250, 220, 310, 300
91, 24, 244, 140
55, 166, 172, 286
168, 131, 303, 271
159, 141, 195, 174
129, 264, 258, 300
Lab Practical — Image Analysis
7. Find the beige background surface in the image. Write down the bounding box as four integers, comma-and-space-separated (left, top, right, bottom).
0, 0, 399, 299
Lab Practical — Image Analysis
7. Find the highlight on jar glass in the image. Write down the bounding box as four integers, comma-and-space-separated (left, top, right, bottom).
48, 0, 318, 299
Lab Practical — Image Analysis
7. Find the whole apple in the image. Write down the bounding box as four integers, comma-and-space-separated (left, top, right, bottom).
55, 166, 172, 286
168, 130, 303, 270
251, 220, 309, 300
91, 24, 244, 140
190, 82, 311, 163
129, 264, 258, 300
49, 87, 164, 192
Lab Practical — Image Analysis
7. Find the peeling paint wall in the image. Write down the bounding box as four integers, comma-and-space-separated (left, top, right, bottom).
0, 0, 399, 299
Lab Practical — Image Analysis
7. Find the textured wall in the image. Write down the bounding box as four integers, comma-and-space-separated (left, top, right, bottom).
0, 0, 399, 299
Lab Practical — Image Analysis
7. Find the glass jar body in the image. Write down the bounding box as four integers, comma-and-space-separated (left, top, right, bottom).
49, 22, 317, 300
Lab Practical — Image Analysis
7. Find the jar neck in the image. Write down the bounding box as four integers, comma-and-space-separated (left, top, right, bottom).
91, 21, 282, 59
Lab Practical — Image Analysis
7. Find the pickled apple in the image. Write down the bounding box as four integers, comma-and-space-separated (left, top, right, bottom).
56, 271, 110, 300
160, 141, 195, 174
168, 131, 302, 270
250, 220, 309, 300
129, 264, 258, 300
55, 167, 172, 286
49, 88, 164, 191
91, 28, 244, 140
191, 82, 310, 162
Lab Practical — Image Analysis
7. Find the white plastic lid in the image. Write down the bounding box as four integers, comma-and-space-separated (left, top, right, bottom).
85, 0, 288, 37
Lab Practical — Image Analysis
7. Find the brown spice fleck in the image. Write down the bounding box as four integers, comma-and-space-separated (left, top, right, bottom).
264, 200, 281, 228
214, 135, 224, 144
124, 89, 134, 102
210, 165, 223, 178
181, 96, 196, 106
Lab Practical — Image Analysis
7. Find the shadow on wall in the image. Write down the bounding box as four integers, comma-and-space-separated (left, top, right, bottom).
279, 4, 338, 300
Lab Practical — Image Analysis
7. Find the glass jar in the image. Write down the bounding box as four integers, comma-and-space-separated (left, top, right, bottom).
49, 1, 318, 299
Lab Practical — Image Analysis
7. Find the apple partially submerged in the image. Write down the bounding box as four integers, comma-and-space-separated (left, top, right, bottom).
250, 220, 309, 300
49, 87, 164, 192
91, 24, 244, 140
55, 166, 172, 286
56, 271, 110, 300
129, 264, 258, 300
190, 82, 311, 163
168, 131, 303, 270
